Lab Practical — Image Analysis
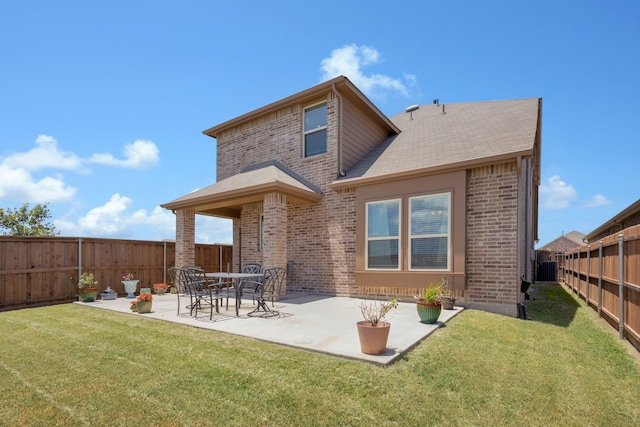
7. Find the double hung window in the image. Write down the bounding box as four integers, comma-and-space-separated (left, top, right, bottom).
409, 193, 450, 270
303, 102, 327, 157
366, 200, 400, 269
365, 193, 451, 271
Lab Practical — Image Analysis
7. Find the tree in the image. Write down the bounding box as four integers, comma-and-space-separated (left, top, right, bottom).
0, 203, 60, 236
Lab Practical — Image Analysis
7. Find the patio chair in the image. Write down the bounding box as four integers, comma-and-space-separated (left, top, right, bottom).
247, 266, 286, 317
168, 266, 189, 315
183, 266, 225, 320
237, 263, 263, 304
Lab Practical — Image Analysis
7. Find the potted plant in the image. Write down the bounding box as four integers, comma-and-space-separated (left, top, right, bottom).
101, 286, 117, 300
153, 283, 168, 295
77, 272, 99, 302
121, 273, 139, 299
356, 298, 399, 355
439, 282, 456, 310
415, 279, 445, 324
135, 293, 153, 313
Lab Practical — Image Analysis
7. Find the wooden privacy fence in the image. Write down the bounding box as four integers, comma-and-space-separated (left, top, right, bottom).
0, 236, 232, 310
562, 224, 640, 351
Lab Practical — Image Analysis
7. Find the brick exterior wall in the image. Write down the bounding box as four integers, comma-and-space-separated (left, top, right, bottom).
465, 162, 519, 311
217, 93, 358, 296
176, 209, 195, 267
213, 90, 528, 316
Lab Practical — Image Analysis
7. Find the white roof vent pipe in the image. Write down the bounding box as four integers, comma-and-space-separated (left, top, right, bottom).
405, 104, 419, 120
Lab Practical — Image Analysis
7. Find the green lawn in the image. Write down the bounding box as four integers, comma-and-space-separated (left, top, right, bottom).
1, 283, 639, 426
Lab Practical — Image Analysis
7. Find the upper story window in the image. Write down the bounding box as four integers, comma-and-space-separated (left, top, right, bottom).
303, 102, 327, 157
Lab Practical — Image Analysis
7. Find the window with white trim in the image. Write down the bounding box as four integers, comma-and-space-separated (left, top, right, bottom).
409, 193, 450, 270
366, 199, 400, 269
303, 102, 327, 157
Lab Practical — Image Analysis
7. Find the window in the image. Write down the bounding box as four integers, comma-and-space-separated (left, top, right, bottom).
259, 215, 264, 251
303, 102, 327, 157
364, 193, 452, 271
366, 200, 400, 269
409, 193, 450, 270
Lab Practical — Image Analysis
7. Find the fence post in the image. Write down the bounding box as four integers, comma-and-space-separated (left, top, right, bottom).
78, 238, 82, 278
571, 250, 576, 293
577, 249, 581, 296
618, 234, 624, 340
598, 241, 603, 318
163, 241, 167, 284
586, 245, 590, 306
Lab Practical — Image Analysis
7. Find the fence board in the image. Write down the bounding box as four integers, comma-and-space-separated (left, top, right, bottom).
0, 237, 231, 310
559, 224, 640, 351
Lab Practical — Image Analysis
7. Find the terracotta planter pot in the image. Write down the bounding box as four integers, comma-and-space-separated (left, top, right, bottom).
78, 287, 98, 302
356, 320, 391, 355
416, 300, 442, 324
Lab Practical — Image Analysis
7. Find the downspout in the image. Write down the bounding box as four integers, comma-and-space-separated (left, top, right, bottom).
332, 83, 346, 177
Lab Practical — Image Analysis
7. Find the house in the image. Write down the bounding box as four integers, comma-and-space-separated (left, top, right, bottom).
161, 76, 542, 316
538, 230, 585, 253
584, 199, 640, 243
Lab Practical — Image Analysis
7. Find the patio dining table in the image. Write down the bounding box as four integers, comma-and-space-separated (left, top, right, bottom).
205, 272, 264, 316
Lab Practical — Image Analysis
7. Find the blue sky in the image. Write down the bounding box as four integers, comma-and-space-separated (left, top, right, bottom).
1, 1, 639, 247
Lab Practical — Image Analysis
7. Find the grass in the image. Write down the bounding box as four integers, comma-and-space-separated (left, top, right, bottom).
1, 283, 639, 426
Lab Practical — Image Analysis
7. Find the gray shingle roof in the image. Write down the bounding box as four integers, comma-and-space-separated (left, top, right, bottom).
335, 98, 541, 185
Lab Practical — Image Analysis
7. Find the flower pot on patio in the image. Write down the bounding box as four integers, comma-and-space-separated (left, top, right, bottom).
122, 280, 139, 299
356, 321, 391, 355
136, 301, 152, 313
101, 286, 117, 300
440, 296, 455, 310
416, 300, 442, 324
135, 293, 153, 313
153, 283, 167, 295
78, 287, 99, 302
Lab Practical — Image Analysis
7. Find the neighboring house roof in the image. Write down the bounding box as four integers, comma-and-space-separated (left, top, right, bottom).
584, 198, 640, 242
538, 231, 585, 252
161, 161, 322, 217
332, 98, 541, 188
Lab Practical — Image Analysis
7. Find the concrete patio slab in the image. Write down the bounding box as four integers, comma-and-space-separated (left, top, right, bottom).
76, 293, 463, 365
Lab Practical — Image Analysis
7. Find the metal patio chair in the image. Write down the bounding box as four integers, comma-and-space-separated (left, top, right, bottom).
247, 266, 286, 317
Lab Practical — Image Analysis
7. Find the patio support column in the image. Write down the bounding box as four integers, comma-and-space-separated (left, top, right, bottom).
263, 192, 287, 297
175, 208, 195, 268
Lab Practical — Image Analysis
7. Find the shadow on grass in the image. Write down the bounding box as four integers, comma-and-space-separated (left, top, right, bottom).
525, 282, 581, 328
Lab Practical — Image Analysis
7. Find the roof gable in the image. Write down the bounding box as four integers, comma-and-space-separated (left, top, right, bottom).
202, 75, 398, 139
161, 161, 322, 217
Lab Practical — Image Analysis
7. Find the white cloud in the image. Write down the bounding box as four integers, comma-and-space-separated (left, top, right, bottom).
0, 135, 161, 205
196, 215, 233, 244
540, 175, 577, 209
89, 139, 160, 168
56, 194, 171, 238
54, 194, 232, 243
320, 44, 413, 97
583, 194, 612, 208
1, 134, 85, 172
0, 165, 77, 202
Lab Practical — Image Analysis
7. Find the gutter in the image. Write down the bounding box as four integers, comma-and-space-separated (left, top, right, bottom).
332, 83, 346, 177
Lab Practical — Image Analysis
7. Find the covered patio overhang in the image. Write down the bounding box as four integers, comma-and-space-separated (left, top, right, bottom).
161, 161, 323, 271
